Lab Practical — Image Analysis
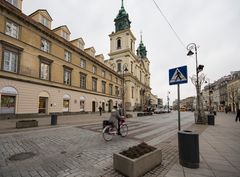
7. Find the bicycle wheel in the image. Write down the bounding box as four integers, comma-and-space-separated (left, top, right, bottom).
120, 124, 128, 137
102, 126, 113, 141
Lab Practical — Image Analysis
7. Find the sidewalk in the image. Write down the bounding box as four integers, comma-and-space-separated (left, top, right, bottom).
165, 112, 240, 177
0, 112, 140, 134
0, 112, 110, 134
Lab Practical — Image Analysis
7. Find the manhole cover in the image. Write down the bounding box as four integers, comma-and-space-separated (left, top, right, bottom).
9, 152, 36, 161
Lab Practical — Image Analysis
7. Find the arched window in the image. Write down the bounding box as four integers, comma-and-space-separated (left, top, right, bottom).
80, 96, 85, 112
63, 94, 71, 112
117, 38, 121, 49
0, 86, 18, 114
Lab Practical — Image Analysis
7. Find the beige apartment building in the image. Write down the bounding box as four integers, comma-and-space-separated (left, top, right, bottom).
105, 1, 152, 111
0, 0, 123, 118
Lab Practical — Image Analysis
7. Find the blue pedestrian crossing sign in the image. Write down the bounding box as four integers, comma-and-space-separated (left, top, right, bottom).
169, 66, 188, 85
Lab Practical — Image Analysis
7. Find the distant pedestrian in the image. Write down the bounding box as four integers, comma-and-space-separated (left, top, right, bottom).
225, 107, 228, 114
236, 109, 240, 122
99, 106, 102, 116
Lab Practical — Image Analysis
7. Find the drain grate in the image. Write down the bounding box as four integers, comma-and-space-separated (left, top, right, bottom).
9, 152, 36, 161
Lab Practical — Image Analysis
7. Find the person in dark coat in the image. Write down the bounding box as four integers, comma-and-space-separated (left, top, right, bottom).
236, 109, 240, 122
99, 106, 102, 116
109, 106, 121, 134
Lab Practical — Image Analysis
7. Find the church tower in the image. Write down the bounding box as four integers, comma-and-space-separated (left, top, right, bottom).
109, 0, 136, 55
106, 0, 152, 111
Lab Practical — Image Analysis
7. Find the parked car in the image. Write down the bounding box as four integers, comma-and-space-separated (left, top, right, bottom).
154, 108, 165, 114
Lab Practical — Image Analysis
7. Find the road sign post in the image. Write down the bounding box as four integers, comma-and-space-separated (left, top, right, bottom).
169, 65, 188, 131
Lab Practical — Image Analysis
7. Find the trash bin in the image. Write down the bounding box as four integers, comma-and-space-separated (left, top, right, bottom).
178, 130, 199, 168
207, 114, 215, 125
51, 114, 58, 125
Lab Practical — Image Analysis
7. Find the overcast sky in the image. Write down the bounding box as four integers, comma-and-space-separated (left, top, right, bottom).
23, 0, 240, 105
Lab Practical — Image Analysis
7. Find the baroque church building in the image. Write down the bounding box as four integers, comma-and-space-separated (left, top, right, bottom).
105, 0, 152, 111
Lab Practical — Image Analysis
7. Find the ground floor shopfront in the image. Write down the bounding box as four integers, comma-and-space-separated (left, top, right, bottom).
0, 78, 121, 119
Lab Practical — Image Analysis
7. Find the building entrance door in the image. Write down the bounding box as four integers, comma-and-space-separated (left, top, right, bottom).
102, 102, 105, 112
108, 100, 113, 112
39, 97, 48, 114
92, 101, 96, 112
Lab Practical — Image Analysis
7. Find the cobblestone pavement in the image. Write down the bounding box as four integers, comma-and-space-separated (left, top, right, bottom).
0, 112, 196, 177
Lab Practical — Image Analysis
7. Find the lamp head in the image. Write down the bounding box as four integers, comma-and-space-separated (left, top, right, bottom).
187, 50, 194, 56
197, 65, 204, 73
124, 67, 128, 72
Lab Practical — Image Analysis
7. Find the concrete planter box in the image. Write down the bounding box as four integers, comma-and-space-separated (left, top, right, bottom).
16, 120, 38, 128
113, 148, 162, 177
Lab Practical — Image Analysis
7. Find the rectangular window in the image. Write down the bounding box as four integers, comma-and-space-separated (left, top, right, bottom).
92, 78, 97, 92
115, 86, 119, 96
41, 38, 50, 53
92, 65, 97, 74
109, 74, 112, 81
117, 63, 122, 72
5, 20, 19, 39
80, 73, 87, 89
40, 62, 50, 80
64, 69, 71, 85
102, 81, 106, 94
6, 0, 17, 7
102, 70, 105, 78
64, 50, 71, 62
3, 50, 18, 73
109, 84, 113, 95
41, 16, 49, 27
80, 59, 86, 68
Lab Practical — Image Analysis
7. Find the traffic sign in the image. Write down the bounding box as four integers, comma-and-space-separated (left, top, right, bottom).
169, 66, 188, 85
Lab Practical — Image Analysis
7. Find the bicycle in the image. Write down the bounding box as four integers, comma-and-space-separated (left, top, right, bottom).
102, 117, 128, 141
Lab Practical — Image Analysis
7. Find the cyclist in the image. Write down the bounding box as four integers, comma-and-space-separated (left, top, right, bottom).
109, 105, 121, 135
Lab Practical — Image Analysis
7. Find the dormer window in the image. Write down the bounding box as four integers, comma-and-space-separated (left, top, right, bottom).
41, 16, 49, 27
6, 0, 18, 8
62, 31, 69, 40
29, 10, 52, 29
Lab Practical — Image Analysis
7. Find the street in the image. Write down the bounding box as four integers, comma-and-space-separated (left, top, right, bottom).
0, 112, 195, 177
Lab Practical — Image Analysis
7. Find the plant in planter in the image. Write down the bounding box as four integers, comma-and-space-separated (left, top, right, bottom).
113, 142, 162, 177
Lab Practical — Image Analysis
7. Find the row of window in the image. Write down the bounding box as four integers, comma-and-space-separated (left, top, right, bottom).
4, 19, 120, 84
2, 48, 120, 96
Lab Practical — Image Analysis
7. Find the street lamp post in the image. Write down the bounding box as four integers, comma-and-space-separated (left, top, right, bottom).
187, 43, 204, 124
122, 65, 128, 116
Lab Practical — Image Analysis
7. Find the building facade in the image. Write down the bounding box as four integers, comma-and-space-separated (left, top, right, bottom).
105, 1, 151, 111
227, 71, 240, 112
0, 0, 123, 118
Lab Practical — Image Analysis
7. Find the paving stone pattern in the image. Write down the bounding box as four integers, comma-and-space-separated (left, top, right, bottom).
0, 113, 196, 177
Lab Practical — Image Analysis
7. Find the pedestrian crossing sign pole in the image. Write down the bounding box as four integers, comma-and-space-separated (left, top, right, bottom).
169, 65, 188, 131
